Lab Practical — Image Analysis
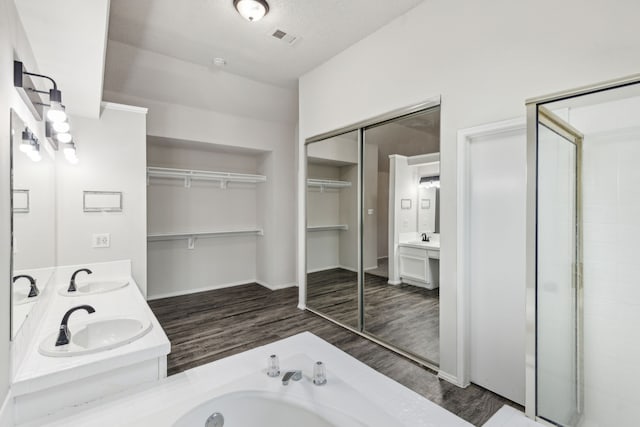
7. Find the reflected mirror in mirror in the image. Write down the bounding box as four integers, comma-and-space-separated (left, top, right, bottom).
10, 109, 56, 338
363, 106, 441, 365
305, 130, 359, 329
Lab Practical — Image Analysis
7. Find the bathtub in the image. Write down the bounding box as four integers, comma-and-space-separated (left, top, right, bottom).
173, 390, 367, 427
34, 333, 471, 427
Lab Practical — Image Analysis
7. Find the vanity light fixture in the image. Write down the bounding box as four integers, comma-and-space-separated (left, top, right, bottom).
233, 0, 269, 22
20, 127, 41, 162
419, 176, 440, 189
56, 132, 73, 144
63, 142, 79, 164
14, 60, 68, 123
20, 128, 35, 153
52, 120, 70, 134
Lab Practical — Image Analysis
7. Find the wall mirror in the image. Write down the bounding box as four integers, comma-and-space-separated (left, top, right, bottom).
305, 102, 441, 367
10, 109, 57, 338
306, 130, 359, 329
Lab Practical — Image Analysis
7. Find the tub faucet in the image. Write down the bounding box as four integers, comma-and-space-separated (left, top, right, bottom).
13, 275, 39, 298
68, 268, 92, 292
282, 370, 302, 386
55, 305, 95, 346
421, 233, 430, 242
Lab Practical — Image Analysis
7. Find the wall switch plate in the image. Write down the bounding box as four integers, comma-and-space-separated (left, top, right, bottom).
93, 233, 110, 248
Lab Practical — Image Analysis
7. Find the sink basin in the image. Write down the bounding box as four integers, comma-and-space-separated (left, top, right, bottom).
13, 288, 39, 306
38, 316, 152, 357
58, 279, 129, 296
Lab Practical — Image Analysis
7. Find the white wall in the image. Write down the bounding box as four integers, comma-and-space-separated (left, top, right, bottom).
104, 91, 297, 290
298, 0, 640, 381
0, 0, 42, 406
56, 104, 148, 295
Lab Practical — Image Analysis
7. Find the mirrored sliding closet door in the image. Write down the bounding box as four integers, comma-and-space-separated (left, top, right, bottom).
305, 101, 441, 367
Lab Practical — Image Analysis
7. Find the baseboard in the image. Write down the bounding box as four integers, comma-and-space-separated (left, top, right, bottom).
147, 279, 257, 300
0, 388, 13, 427
306, 265, 341, 274
438, 370, 469, 388
255, 281, 298, 291
387, 280, 401, 285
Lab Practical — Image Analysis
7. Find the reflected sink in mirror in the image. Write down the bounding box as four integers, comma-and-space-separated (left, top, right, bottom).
58, 279, 129, 297
39, 316, 152, 357
407, 240, 440, 250
13, 288, 39, 306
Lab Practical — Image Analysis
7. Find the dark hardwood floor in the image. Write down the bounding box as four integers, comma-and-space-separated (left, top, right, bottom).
149, 283, 520, 426
307, 268, 440, 364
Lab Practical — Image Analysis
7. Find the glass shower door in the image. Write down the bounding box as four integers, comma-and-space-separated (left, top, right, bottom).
536, 107, 583, 426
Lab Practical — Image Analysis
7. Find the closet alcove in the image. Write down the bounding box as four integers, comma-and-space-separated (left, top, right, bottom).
146, 136, 268, 299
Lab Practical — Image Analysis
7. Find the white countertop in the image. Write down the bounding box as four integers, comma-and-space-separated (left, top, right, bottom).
399, 240, 441, 251
30, 332, 471, 427
12, 268, 170, 397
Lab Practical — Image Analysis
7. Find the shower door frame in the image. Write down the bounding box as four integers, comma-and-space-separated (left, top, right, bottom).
525, 72, 640, 424
537, 106, 584, 426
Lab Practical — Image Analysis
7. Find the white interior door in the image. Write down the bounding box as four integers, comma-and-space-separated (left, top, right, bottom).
467, 125, 526, 405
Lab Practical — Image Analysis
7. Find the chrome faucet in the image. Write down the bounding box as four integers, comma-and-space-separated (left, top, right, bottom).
68, 268, 92, 292
13, 275, 39, 298
55, 305, 95, 346
282, 370, 302, 386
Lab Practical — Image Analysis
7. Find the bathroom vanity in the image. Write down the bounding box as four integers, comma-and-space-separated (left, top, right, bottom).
398, 240, 440, 289
11, 260, 170, 425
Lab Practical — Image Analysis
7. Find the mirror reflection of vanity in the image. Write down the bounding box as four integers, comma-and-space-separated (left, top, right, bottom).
10, 109, 57, 338
305, 102, 442, 367
393, 154, 440, 290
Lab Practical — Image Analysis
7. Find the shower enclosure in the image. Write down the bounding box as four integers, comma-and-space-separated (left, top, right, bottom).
527, 76, 640, 426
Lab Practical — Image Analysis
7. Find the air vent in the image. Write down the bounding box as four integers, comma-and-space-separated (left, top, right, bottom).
269, 28, 301, 46
272, 29, 286, 39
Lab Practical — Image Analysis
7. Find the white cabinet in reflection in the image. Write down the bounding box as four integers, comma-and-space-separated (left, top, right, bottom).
398, 242, 439, 289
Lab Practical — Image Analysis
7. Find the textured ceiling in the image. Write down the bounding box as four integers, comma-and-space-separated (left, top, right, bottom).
108, 0, 424, 88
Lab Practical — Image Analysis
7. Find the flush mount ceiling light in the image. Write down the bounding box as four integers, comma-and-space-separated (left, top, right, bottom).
234, 0, 269, 22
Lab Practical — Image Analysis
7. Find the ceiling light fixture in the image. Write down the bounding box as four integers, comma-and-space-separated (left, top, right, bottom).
233, 0, 269, 22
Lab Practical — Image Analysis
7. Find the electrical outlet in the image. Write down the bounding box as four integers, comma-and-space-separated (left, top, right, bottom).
93, 233, 110, 248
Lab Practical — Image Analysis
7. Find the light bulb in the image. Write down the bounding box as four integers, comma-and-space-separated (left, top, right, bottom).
47, 102, 67, 123
28, 150, 41, 162
65, 151, 79, 164
53, 121, 70, 133
64, 143, 78, 164
234, 0, 269, 22
56, 132, 72, 143
20, 141, 34, 153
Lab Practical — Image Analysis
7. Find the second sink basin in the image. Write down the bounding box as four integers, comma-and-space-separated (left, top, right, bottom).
38, 316, 152, 357
58, 279, 129, 296
13, 288, 39, 306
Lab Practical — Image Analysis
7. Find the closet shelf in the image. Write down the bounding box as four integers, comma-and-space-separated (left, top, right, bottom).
307, 179, 352, 191
307, 225, 349, 232
148, 229, 263, 249
147, 167, 267, 189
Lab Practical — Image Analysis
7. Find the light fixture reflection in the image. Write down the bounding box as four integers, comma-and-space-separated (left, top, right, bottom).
234, 0, 269, 22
